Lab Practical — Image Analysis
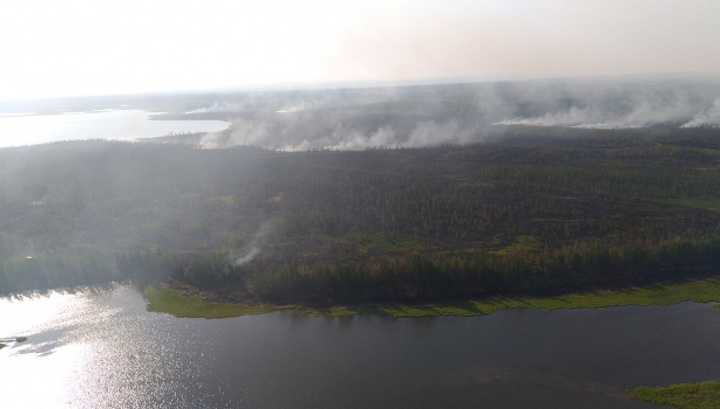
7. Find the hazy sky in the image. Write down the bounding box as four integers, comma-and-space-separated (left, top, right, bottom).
1, 0, 719, 100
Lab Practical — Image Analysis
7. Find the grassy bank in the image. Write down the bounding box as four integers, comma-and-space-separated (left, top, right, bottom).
145, 277, 720, 318
144, 286, 290, 318
628, 381, 720, 409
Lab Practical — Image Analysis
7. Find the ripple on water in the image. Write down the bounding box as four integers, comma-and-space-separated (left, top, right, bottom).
3, 284, 720, 408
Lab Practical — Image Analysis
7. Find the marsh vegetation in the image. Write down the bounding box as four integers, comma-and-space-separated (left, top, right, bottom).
629, 381, 720, 409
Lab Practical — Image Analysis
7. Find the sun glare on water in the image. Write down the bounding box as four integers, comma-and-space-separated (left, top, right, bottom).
0, 290, 98, 408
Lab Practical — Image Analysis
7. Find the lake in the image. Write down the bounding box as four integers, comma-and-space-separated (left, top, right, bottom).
0, 110, 229, 148
2, 283, 719, 408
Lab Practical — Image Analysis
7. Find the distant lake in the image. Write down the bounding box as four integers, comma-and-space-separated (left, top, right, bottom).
0, 110, 229, 148
3, 283, 720, 408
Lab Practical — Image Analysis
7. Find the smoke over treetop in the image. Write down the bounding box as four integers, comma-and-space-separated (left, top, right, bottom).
682, 98, 720, 128
183, 77, 720, 151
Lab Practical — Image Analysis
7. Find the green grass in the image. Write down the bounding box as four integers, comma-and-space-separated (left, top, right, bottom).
492, 235, 541, 255
662, 197, 720, 212
343, 231, 426, 253
305, 231, 428, 257
628, 381, 720, 409
145, 286, 374, 318
146, 278, 720, 319
144, 286, 291, 318
374, 278, 720, 318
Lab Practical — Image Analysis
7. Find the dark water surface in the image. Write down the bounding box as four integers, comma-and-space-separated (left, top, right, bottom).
2, 283, 719, 408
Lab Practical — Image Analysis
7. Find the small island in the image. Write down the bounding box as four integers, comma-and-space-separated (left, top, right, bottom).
0, 336, 27, 349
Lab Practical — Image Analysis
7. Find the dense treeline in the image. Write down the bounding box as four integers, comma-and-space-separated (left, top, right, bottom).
1, 126, 720, 303
0, 253, 117, 294
237, 234, 720, 304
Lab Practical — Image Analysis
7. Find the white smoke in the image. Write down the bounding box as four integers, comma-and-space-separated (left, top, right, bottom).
200, 119, 270, 149
271, 120, 479, 151
280, 139, 312, 152
188, 101, 248, 114
184, 77, 720, 151
198, 111, 482, 151
493, 106, 603, 127
198, 131, 225, 149
493, 95, 706, 129
324, 125, 398, 151
406, 120, 476, 146
682, 98, 720, 128
275, 100, 318, 113
233, 219, 277, 266
235, 248, 260, 265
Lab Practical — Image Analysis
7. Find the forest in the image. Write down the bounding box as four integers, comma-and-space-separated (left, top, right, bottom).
1, 125, 720, 306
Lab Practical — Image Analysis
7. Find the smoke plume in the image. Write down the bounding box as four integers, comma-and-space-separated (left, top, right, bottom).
233, 219, 277, 266
187, 76, 720, 151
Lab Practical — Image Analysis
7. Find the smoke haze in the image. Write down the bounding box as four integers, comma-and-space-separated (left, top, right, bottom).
187, 76, 720, 151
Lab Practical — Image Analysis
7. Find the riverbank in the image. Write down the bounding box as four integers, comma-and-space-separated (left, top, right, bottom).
144, 277, 720, 319
144, 286, 291, 318
628, 380, 720, 409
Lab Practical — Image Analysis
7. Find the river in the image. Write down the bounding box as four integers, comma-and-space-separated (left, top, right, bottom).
2, 283, 719, 408
0, 110, 229, 148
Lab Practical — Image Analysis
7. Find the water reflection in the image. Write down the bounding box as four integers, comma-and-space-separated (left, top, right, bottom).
2, 284, 719, 408
0, 110, 229, 148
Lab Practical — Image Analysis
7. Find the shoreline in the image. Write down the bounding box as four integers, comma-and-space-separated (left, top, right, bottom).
144, 277, 720, 319
628, 380, 720, 408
